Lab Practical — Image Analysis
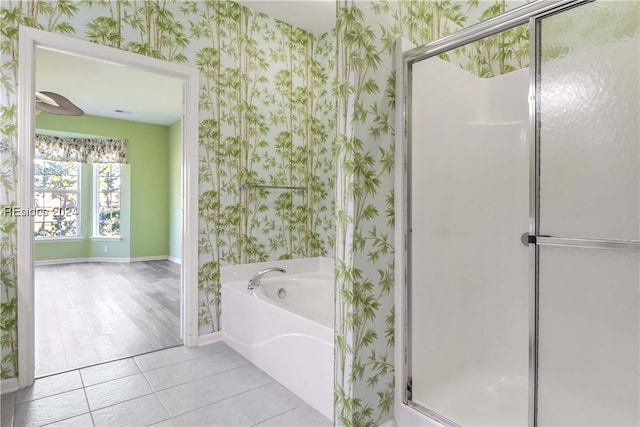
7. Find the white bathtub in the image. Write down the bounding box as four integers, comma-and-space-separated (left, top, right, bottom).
221, 258, 334, 420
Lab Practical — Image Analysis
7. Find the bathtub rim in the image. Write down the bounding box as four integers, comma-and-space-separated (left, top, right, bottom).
222, 278, 335, 335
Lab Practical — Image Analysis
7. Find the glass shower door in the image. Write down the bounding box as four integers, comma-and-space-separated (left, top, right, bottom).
405, 1, 639, 425
535, 2, 640, 425
408, 26, 531, 427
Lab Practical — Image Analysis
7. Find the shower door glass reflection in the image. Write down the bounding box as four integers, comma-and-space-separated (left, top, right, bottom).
536, 2, 640, 425
408, 25, 530, 427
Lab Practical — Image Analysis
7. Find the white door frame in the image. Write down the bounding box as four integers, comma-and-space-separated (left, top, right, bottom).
17, 26, 200, 388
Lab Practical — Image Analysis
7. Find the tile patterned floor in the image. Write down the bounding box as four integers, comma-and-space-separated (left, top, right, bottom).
1, 343, 332, 427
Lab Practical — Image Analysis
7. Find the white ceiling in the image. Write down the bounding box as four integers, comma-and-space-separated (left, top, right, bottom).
34, 2, 336, 127
237, 0, 336, 36
35, 48, 183, 126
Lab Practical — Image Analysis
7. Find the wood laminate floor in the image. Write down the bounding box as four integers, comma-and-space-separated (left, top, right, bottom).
35, 260, 181, 377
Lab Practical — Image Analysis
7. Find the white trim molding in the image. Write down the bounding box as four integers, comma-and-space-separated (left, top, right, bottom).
1, 378, 19, 395
197, 332, 224, 347
130, 255, 170, 262
34, 237, 85, 243
17, 25, 36, 391
17, 26, 200, 389
34, 257, 130, 266
33, 237, 85, 245
34, 255, 175, 265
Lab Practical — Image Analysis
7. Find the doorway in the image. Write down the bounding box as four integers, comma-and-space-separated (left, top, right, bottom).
17, 27, 200, 388
32, 48, 184, 377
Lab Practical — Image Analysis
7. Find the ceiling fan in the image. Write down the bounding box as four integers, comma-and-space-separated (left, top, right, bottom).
35, 91, 84, 116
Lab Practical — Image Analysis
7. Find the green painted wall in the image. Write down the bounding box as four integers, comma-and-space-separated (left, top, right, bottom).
127, 120, 170, 258
34, 114, 170, 261
169, 119, 182, 262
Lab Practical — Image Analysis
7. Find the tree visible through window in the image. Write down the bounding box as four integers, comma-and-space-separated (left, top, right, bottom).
34, 159, 80, 238
95, 164, 121, 237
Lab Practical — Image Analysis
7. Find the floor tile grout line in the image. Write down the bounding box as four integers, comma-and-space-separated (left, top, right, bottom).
38, 352, 140, 380
9, 377, 328, 425
153, 388, 173, 422
249, 402, 306, 426
21, 369, 147, 405
79, 373, 98, 427
10, 345, 331, 427
142, 368, 209, 393
239, 393, 305, 426
140, 360, 264, 396
134, 357, 190, 373
19, 388, 89, 427
161, 377, 278, 420
14, 381, 85, 406
41, 410, 92, 427
86, 373, 155, 413
38, 342, 185, 380
26, 345, 239, 405
81, 367, 142, 388
88, 389, 156, 414
84, 371, 145, 389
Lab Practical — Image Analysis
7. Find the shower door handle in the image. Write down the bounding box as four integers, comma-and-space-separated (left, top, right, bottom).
521, 233, 537, 247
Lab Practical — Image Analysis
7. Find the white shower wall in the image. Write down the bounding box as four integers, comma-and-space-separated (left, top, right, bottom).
409, 58, 530, 426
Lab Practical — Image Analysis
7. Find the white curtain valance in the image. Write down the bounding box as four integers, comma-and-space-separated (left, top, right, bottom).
35, 134, 127, 164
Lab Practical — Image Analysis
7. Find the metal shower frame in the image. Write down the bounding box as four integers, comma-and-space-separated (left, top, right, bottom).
401, 0, 639, 425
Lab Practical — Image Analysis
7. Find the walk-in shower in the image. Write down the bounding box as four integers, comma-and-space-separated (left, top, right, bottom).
402, 1, 639, 426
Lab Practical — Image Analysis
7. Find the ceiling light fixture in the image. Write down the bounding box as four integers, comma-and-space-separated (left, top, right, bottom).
35, 91, 84, 116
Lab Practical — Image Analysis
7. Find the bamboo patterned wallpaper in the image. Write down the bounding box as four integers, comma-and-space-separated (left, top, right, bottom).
0, 0, 334, 379
333, 1, 530, 425
1, 1, 532, 424
334, 2, 637, 424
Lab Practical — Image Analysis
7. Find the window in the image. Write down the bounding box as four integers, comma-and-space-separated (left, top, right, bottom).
34, 159, 80, 238
95, 163, 121, 237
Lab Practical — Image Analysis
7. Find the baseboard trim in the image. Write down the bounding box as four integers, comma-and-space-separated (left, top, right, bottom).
130, 255, 169, 262
35, 257, 129, 265
168, 256, 181, 265
35, 256, 171, 265
198, 331, 223, 347
1, 377, 19, 394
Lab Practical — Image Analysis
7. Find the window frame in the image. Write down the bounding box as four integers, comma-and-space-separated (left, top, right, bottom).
93, 163, 122, 239
33, 159, 81, 240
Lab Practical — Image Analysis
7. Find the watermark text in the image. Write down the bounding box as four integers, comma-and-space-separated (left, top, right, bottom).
3, 207, 78, 217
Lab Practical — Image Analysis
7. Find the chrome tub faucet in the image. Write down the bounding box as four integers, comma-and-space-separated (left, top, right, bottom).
248, 267, 286, 289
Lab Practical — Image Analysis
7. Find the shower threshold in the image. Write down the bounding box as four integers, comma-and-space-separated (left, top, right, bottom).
412, 370, 528, 427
